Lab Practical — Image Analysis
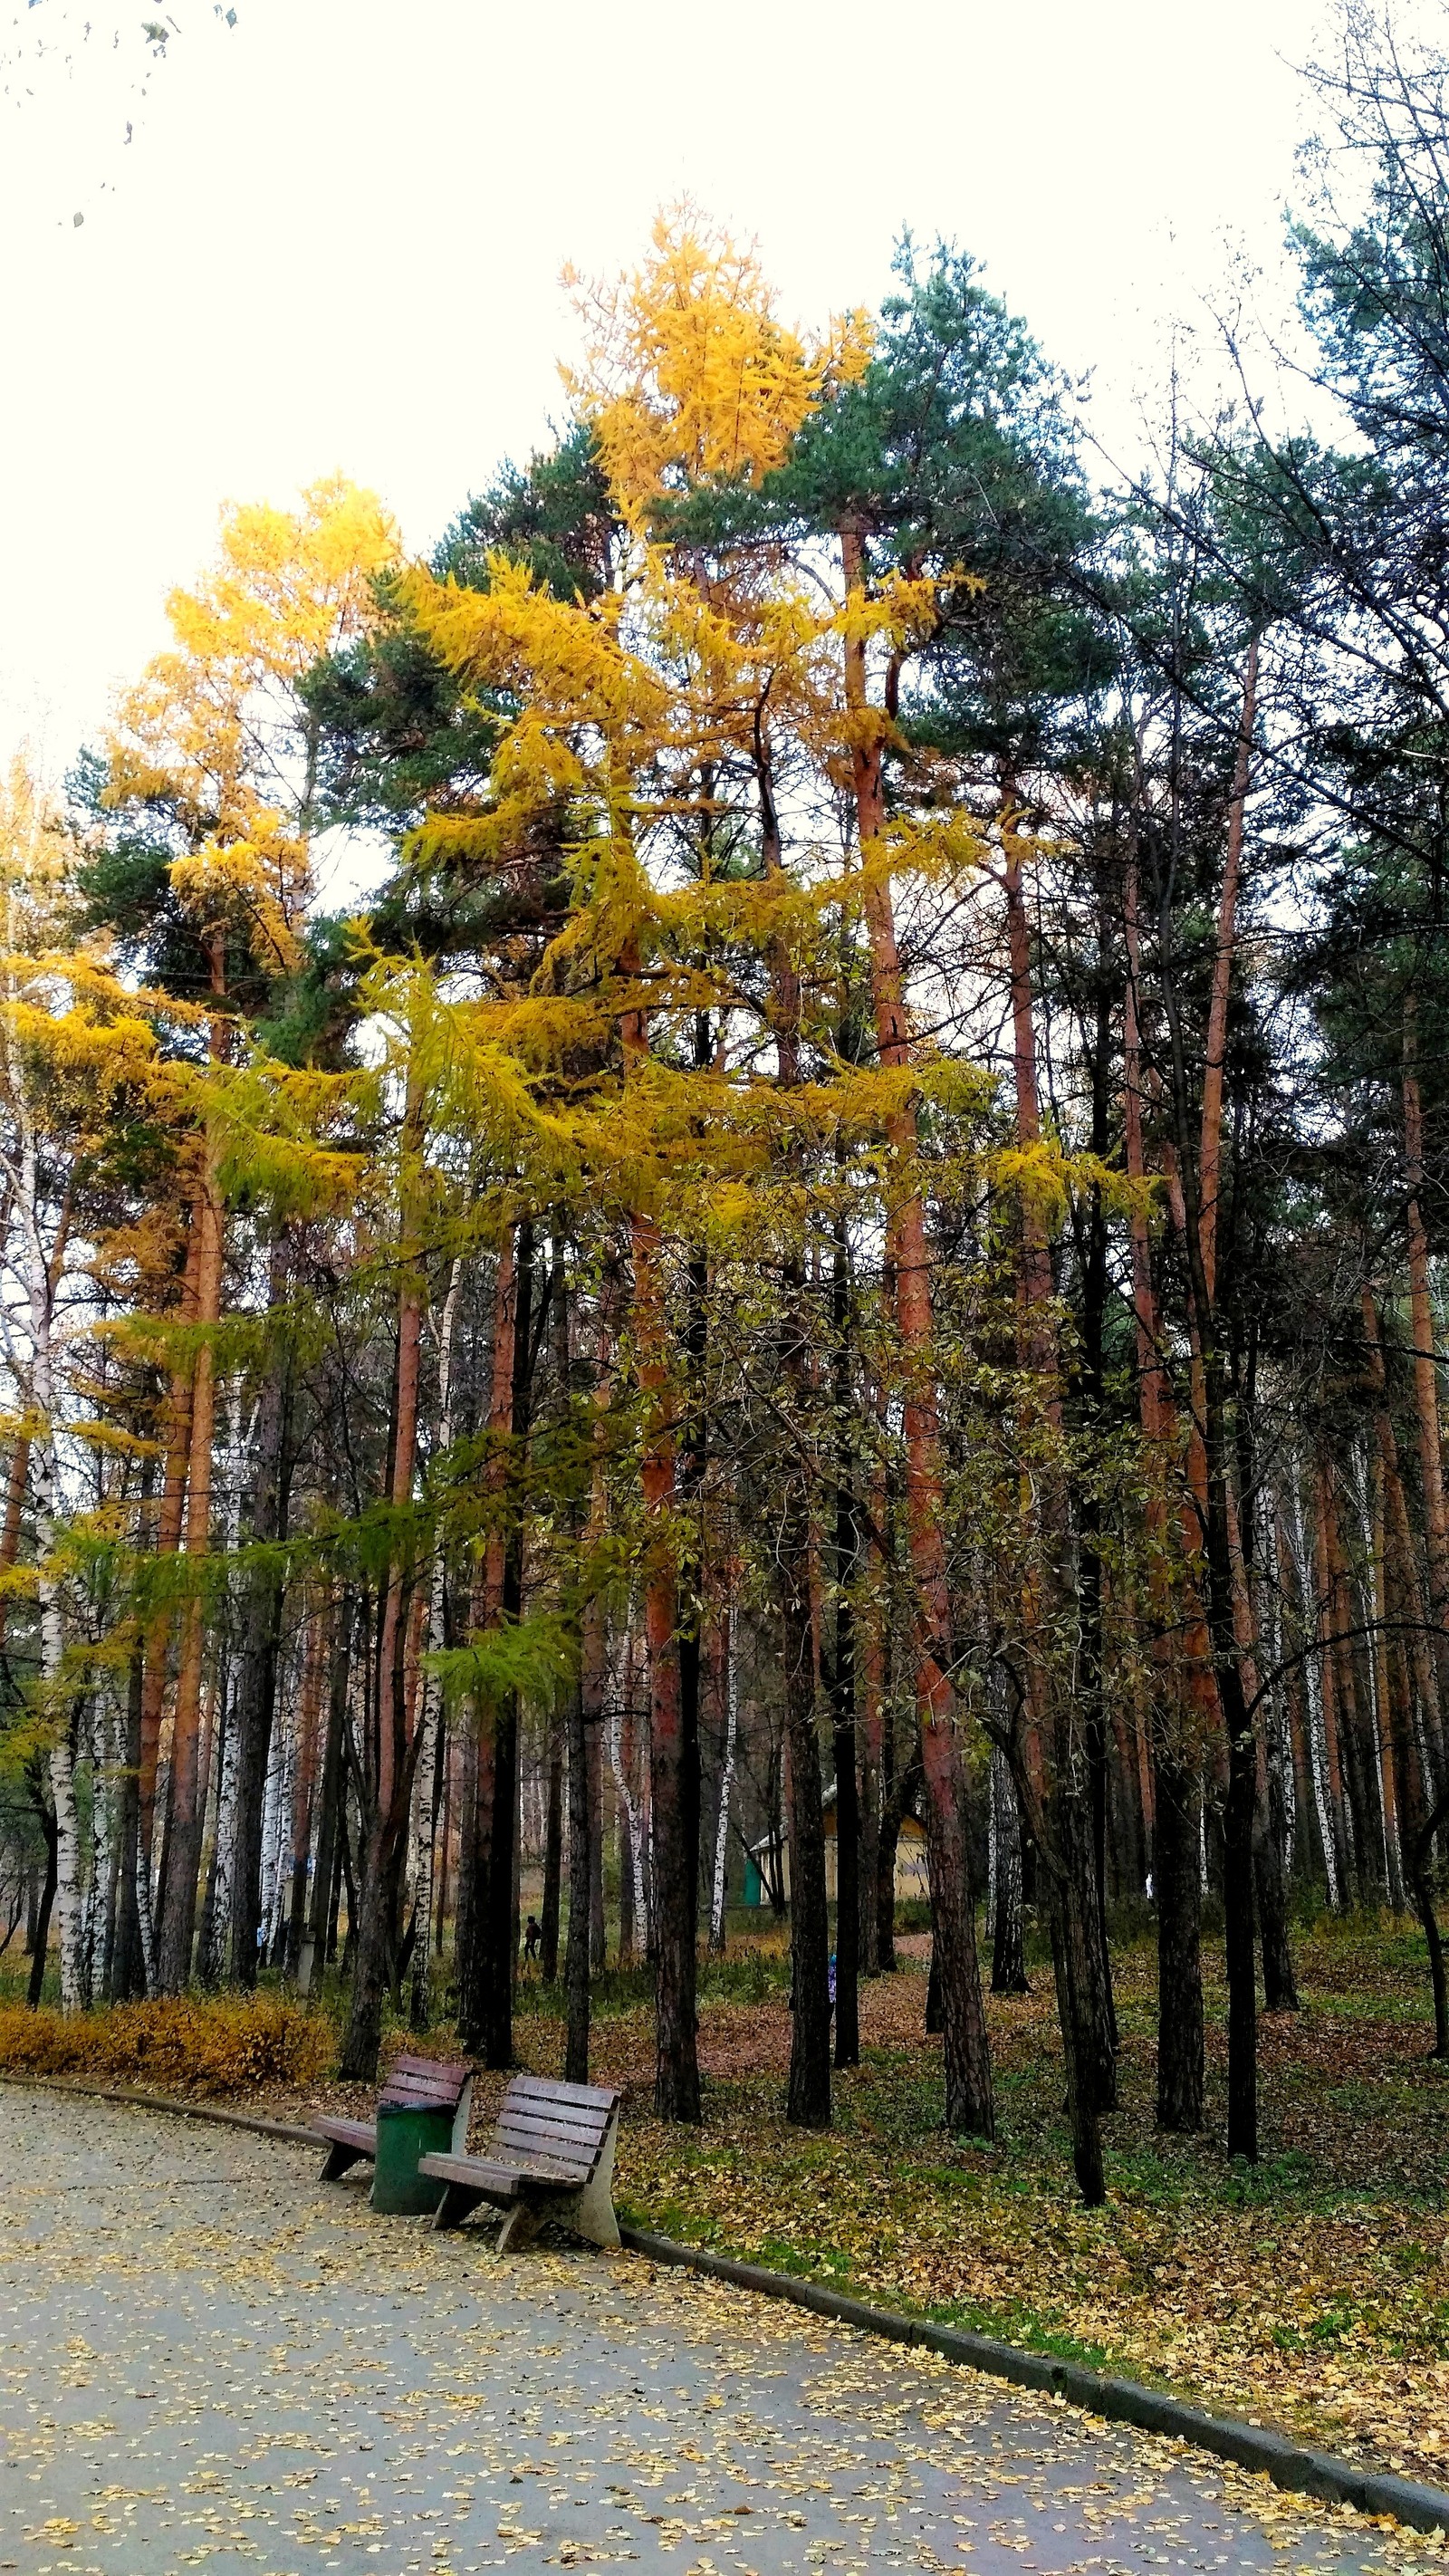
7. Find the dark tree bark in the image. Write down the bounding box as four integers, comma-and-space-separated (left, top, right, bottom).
989, 1744, 1029, 1995
1255, 1754, 1299, 2013
782, 1519, 831, 2128
480, 1686, 520, 2055
676, 1239, 707, 1979
479, 1230, 537, 2069
26, 1776, 57, 2009
309, 1594, 352, 1975
831, 1219, 860, 2071
456, 1226, 536, 2071
341, 1795, 413, 2084
195, 1679, 229, 1987
1154, 1738, 1205, 2130
1072, 922, 1118, 2047
108, 1640, 148, 2003
875, 1648, 904, 1975
564, 1678, 592, 2084
1407, 1782, 1449, 2057
541, 1707, 563, 1984
588, 1714, 607, 1972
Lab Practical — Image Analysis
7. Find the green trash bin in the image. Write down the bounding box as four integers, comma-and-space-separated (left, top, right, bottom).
371, 2098, 454, 2215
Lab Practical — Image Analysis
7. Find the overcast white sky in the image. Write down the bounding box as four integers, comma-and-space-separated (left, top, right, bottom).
0, 0, 1382, 789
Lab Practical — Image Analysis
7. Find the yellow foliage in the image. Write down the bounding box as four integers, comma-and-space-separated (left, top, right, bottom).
164, 473, 399, 683
0, 1990, 331, 2096
106, 475, 399, 977
0, 755, 77, 948
564, 203, 871, 528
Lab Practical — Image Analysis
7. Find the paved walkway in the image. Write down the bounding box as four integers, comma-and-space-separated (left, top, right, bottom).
0, 2088, 1422, 2575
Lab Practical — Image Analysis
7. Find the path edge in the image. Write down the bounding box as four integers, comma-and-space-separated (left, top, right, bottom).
619, 2222, 1449, 2541
5, 2072, 1445, 2542
0, 2068, 317, 2148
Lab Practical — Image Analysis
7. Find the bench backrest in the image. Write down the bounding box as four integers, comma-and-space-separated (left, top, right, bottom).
379, 2055, 474, 2145
490, 2073, 620, 2186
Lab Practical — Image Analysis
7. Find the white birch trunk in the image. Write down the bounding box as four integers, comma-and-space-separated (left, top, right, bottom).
12, 1086, 84, 2009
409, 1256, 462, 2024
708, 1615, 736, 1952
607, 1623, 646, 1955
207, 1381, 252, 1977
1288, 1475, 1341, 1910
1257, 1565, 1297, 1885
257, 1706, 285, 1965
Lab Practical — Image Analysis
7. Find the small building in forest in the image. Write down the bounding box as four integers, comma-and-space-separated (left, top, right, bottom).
741, 1801, 931, 1909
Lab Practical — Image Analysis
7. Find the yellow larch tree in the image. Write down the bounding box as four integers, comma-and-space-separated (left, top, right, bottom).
101, 474, 401, 1994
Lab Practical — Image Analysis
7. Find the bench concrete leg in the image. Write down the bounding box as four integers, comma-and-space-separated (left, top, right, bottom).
430, 2181, 487, 2233
319, 2143, 369, 2184
569, 2118, 621, 2249
495, 2198, 541, 2254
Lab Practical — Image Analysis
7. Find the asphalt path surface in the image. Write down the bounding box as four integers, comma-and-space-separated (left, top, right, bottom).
0, 2086, 1425, 2575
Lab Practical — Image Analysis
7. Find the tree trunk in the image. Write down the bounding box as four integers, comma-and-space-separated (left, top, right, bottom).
539, 1712, 562, 1985
782, 1522, 831, 2127
831, 1223, 860, 2070
309, 1594, 352, 1972
709, 1608, 737, 1955
564, 1680, 592, 2083
1124, 846, 1205, 2119
457, 1233, 518, 2053
989, 1744, 1029, 1994
138, 1221, 201, 1954
840, 525, 993, 2140
621, 949, 701, 2122
1004, 818, 1115, 2129
1368, 1453, 1406, 1910
1154, 1740, 1205, 2130
108, 1631, 148, 2005
1403, 999, 1449, 1745
470, 1226, 536, 2071
1153, 687, 1262, 2159
157, 1168, 224, 1994
230, 1254, 293, 1985
1256, 1684, 1300, 2014
26, 1785, 58, 2008
339, 1086, 427, 2081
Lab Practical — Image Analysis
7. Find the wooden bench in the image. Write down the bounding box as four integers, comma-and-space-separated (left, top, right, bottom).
419, 2072, 621, 2251
312, 2053, 474, 2184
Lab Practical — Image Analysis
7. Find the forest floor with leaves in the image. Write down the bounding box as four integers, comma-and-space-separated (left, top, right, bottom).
5, 1918, 1449, 2503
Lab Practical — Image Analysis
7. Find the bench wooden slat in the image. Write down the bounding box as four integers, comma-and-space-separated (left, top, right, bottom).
494, 2132, 594, 2174
392, 2054, 468, 2083
420, 2149, 581, 2193
493, 2130, 603, 2167
313, 2116, 377, 2150
494, 2121, 602, 2153
507, 2072, 619, 2111
495, 2093, 614, 2129
494, 2102, 612, 2141
499, 2112, 612, 2153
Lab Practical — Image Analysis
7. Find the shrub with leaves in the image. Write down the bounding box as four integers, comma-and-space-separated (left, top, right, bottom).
0, 1991, 332, 2096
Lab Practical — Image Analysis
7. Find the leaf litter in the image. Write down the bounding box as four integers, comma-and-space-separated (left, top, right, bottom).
0, 2081, 1440, 2576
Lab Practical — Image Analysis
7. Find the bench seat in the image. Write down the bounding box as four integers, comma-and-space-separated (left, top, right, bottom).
313, 2114, 379, 2179
420, 2073, 622, 2251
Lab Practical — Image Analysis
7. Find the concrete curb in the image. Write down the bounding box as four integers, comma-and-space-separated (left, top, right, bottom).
6, 2073, 1444, 2540
619, 2224, 1449, 2541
